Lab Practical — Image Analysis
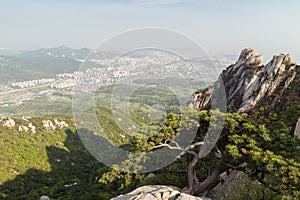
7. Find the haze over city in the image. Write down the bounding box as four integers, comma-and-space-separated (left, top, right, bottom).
1, 0, 300, 62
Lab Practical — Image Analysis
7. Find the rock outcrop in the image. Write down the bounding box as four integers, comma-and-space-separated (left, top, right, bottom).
43, 120, 56, 131
2, 117, 15, 128
28, 123, 36, 133
189, 48, 299, 113
54, 119, 69, 129
18, 123, 36, 133
211, 170, 247, 200
40, 195, 50, 200
188, 48, 300, 200
112, 185, 211, 200
188, 87, 213, 110
0, 116, 69, 133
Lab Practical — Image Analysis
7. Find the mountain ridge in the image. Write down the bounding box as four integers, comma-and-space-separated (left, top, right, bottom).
189, 48, 299, 115
20, 46, 91, 60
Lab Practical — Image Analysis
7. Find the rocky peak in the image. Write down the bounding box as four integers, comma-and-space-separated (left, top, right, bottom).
275, 53, 295, 66
236, 48, 264, 67
189, 48, 299, 113
266, 53, 296, 75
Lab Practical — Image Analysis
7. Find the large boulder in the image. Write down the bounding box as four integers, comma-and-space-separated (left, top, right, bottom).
112, 185, 212, 200
40, 196, 50, 200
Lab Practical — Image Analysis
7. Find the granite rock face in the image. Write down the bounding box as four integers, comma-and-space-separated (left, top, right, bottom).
189, 48, 299, 113
40, 196, 50, 200
112, 185, 212, 200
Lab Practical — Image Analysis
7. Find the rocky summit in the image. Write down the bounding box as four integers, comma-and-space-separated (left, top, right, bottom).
188, 48, 299, 113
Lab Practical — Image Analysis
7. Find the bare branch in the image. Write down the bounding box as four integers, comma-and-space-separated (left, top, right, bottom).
152, 143, 183, 151
170, 140, 182, 149
152, 140, 204, 158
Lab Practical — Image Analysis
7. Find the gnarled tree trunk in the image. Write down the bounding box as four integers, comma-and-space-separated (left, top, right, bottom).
182, 151, 223, 195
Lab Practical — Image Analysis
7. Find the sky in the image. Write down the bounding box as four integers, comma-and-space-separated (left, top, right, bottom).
0, 0, 300, 62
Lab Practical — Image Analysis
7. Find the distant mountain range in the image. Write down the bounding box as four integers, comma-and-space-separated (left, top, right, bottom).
0, 46, 93, 83
0, 46, 234, 83
20, 46, 91, 60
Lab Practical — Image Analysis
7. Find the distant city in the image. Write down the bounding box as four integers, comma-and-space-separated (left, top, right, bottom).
0, 47, 235, 110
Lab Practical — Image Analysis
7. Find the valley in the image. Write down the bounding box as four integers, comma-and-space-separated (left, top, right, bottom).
0, 47, 299, 200
0, 47, 232, 116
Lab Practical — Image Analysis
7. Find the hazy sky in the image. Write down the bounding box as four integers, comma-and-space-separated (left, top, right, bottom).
1, 0, 300, 61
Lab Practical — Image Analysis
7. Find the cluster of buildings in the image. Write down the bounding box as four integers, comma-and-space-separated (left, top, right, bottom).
9, 54, 222, 94
11, 78, 55, 89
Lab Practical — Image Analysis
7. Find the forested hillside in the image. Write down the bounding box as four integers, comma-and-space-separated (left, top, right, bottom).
0, 49, 299, 200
